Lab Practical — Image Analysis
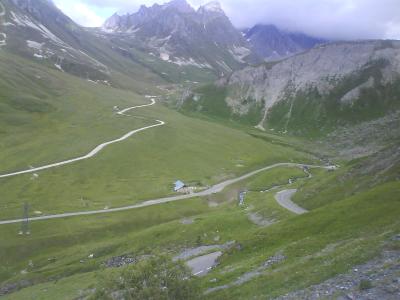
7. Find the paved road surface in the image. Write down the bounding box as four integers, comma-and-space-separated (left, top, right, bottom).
275, 189, 308, 214
0, 99, 163, 179
0, 163, 332, 225
187, 251, 222, 276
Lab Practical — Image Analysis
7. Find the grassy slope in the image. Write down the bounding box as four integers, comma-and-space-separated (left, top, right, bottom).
292, 146, 400, 210
1, 36, 399, 300
0, 50, 314, 220
181, 85, 264, 127
1, 162, 399, 299
208, 181, 400, 299
0, 51, 157, 171
0, 167, 317, 295
0, 101, 313, 219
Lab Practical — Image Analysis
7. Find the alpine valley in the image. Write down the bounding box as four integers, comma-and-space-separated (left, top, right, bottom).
0, 0, 399, 299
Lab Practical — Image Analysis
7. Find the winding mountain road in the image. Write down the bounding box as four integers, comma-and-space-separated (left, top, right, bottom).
0, 163, 333, 225
275, 189, 308, 214
0, 99, 163, 179
188, 251, 223, 277
0, 95, 336, 225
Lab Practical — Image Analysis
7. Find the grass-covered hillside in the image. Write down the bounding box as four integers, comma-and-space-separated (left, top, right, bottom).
0, 33, 328, 298
1, 0, 217, 86
180, 84, 264, 127
1, 42, 399, 298
1, 148, 399, 299
0, 49, 314, 221
0, 4, 399, 299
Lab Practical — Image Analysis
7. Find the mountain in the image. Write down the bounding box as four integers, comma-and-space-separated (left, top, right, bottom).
2, 1, 400, 299
243, 24, 326, 61
1, 0, 112, 80
103, 0, 195, 31
182, 40, 400, 137
102, 0, 259, 75
3, 0, 398, 145
1, 0, 218, 87
1, 0, 324, 83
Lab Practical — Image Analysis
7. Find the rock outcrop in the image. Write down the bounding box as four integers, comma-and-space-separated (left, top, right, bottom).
102, 0, 259, 73
223, 40, 400, 130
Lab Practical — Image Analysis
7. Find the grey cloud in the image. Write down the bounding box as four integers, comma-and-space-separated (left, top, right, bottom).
78, 0, 400, 40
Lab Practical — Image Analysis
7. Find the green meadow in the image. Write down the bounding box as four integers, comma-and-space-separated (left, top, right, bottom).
1, 48, 399, 299
0, 50, 315, 220
1, 164, 399, 299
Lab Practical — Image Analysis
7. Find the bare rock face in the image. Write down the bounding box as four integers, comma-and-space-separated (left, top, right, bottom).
340, 77, 375, 105
243, 24, 326, 61
224, 40, 400, 129
276, 249, 400, 300
5, 0, 110, 80
103, 0, 195, 32
102, 0, 258, 73
102, 13, 128, 31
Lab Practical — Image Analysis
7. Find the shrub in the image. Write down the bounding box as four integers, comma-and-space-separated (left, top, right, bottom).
359, 279, 373, 290
91, 255, 199, 300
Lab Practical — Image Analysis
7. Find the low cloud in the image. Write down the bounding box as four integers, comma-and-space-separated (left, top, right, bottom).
54, 1, 105, 27
218, 0, 400, 40
54, 0, 400, 40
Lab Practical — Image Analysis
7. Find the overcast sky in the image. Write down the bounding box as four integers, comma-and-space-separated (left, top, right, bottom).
53, 0, 400, 40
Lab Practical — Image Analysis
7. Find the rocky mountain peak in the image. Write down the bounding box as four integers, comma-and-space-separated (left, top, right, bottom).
100, 0, 259, 73
103, 12, 121, 28
164, 0, 194, 13
102, 0, 196, 31
137, 4, 149, 13
198, 1, 225, 16
199, 1, 223, 13
103, 12, 135, 31
11, 0, 76, 29
244, 23, 326, 61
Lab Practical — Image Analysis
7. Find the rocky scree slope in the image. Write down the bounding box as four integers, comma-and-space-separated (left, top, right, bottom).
190, 40, 400, 136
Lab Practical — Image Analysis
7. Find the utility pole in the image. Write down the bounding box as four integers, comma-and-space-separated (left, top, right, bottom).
19, 203, 30, 235
238, 190, 246, 206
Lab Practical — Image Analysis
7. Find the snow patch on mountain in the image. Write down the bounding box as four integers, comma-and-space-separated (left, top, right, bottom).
0, 33, 6, 47
10, 11, 65, 46
54, 63, 64, 72
230, 46, 251, 63
78, 50, 109, 72
0, 3, 7, 48
27, 40, 43, 50
216, 60, 232, 72
160, 52, 170, 61
0, 6, 6, 48
173, 57, 212, 69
